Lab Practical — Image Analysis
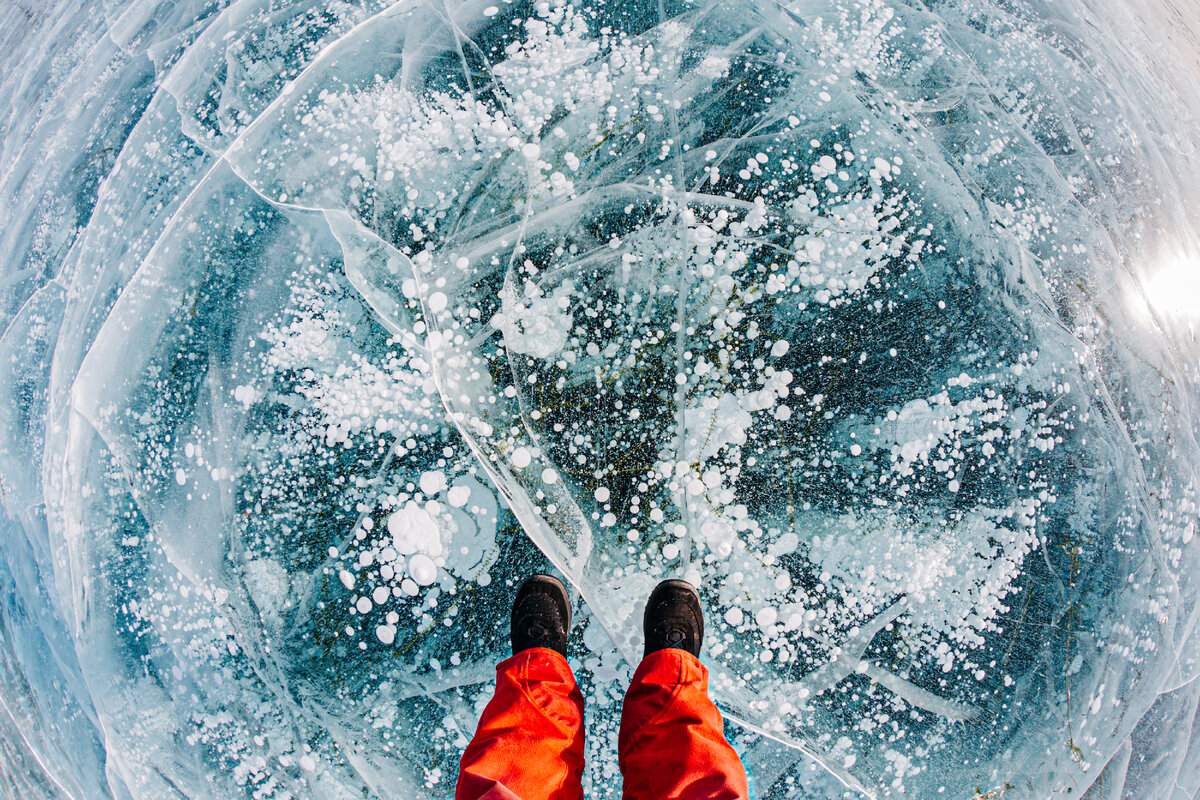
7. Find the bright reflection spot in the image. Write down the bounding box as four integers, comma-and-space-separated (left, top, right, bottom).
1144, 254, 1200, 317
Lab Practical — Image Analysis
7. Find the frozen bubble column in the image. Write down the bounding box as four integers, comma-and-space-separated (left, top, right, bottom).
1, 0, 1199, 798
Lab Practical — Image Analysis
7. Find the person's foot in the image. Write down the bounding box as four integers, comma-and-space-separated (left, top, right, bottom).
643, 579, 703, 658
510, 574, 572, 657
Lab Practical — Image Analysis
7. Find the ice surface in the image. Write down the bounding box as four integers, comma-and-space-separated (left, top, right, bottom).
2, 0, 1200, 797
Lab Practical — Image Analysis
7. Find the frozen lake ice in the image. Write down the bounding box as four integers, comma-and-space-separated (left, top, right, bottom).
2, 0, 1200, 797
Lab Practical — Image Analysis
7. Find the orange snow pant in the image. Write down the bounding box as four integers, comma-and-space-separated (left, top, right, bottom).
455, 646, 749, 800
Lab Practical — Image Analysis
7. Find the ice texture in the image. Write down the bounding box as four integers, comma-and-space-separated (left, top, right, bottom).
2, 0, 1200, 797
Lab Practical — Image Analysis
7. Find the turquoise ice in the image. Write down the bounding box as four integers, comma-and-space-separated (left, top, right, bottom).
1, 0, 1199, 797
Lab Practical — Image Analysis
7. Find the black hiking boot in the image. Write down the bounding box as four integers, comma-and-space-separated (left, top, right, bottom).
643, 579, 703, 658
510, 574, 572, 657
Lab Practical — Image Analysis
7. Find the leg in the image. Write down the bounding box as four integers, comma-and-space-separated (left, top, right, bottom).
456, 575, 584, 800
618, 580, 749, 800
455, 647, 585, 800
618, 649, 749, 800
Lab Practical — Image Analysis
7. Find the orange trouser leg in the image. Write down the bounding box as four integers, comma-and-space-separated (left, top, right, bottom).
618, 649, 750, 800
455, 647, 585, 800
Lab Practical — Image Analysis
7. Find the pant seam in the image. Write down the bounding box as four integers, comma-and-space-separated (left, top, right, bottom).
622, 652, 691, 757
